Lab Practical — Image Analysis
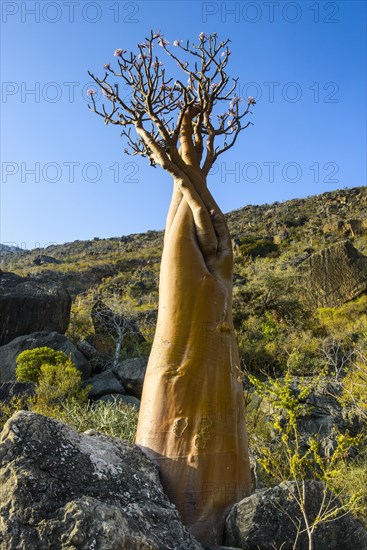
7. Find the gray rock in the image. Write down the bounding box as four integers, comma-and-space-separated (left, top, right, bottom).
77, 339, 101, 360
98, 393, 140, 410
0, 381, 34, 403
280, 377, 361, 458
224, 480, 367, 550
33, 255, 61, 266
0, 331, 92, 382
0, 271, 71, 345
85, 370, 125, 398
77, 340, 112, 374
113, 357, 148, 398
299, 240, 367, 307
0, 411, 203, 550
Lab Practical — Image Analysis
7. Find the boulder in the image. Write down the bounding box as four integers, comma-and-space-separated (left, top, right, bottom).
84, 370, 126, 399
224, 480, 367, 550
0, 411, 202, 550
113, 357, 148, 398
0, 381, 34, 403
33, 255, 62, 266
0, 332, 92, 382
77, 340, 112, 374
0, 271, 71, 345
300, 240, 367, 307
295, 377, 362, 456
258, 377, 362, 460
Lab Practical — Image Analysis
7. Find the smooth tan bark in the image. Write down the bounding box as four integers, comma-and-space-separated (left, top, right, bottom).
135, 112, 251, 546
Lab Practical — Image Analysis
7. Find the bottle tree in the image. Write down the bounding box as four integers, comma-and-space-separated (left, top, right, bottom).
88, 31, 255, 546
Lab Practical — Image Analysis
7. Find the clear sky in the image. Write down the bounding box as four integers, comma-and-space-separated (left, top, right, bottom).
1, 0, 366, 249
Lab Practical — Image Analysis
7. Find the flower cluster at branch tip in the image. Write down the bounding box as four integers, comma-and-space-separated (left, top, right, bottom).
158, 38, 169, 47
153, 61, 163, 68
229, 96, 243, 109
211, 83, 219, 89
114, 49, 126, 57
182, 61, 189, 68
104, 63, 111, 70
102, 89, 113, 99
87, 88, 97, 96
173, 39, 182, 46
247, 96, 257, 105
199, 32, 206, 41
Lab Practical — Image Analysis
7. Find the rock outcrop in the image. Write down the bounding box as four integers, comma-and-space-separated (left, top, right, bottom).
113, 357, 148, 398
0, 271, 71, 345
0, 411, 202, 550
224, 480, 367, 550
83, 357, 147, 402
300, 240, 367, 307
84, 370, 126, 399
0, 381, 34, 402
0, 332, 92, 382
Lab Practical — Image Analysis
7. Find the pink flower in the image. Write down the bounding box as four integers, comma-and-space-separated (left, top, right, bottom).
199, 32, 206, 40
158, 38, 169, 47
114, 49, 126, 57
182, 61, 188, 68
211, 82, 219, 89
173, 39, 182, 46
104, 63, 111, 70
247, 96, 256, 105
153, 61, 163, 68
230, 96, 243, 109
87, 88, 97, 96
102, 89, 113, 99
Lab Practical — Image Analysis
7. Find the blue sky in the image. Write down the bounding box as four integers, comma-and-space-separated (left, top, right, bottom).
1, 0, 366, 249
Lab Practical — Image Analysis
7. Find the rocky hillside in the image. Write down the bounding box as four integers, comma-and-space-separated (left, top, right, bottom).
2, 185, 367, 378
1, 186, 367, 299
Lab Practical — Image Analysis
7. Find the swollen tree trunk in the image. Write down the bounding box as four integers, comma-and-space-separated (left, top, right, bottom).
135, 113, 251, 546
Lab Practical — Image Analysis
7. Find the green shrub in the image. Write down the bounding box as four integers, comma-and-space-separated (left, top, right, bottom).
16, 347, 70, 383
239, 237, 278, 258
31, 361, 89, 415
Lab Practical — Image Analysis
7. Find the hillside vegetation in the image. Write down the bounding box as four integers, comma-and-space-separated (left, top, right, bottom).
2, 185, 367, 377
